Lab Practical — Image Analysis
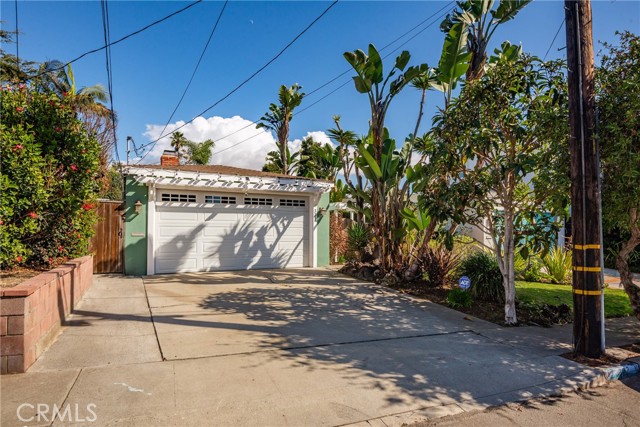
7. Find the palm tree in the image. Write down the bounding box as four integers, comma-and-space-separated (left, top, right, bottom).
170, 131, 190, 163
256, 84, 305, 175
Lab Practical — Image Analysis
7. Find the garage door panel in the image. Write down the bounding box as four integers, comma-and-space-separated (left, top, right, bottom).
158, 225, 202, 238
155, 196, 308, 273
157, 210, 200, 222
156, 241, 198, 255
203, 212, 239, 222
156, 257, 198, 274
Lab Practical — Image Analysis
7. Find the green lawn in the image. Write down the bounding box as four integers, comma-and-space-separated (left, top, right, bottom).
515, 281, 632, 318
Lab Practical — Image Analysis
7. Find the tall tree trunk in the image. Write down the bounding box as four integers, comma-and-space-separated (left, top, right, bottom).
503, 232, 517, 325
493, 208, 517, 325
616, 209, 640, 321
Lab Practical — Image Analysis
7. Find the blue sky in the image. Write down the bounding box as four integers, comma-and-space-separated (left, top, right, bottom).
2, 0, 638, 169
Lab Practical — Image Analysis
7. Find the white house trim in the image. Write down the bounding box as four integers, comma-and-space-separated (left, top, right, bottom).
146, 184, 156, 276
125, 167, 333, 194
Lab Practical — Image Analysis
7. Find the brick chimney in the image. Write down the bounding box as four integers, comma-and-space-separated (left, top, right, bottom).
160, 150, 179, 166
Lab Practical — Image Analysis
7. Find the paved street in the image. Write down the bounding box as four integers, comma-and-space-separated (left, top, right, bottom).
1, 270, 639, 426
411, 376, 640, 427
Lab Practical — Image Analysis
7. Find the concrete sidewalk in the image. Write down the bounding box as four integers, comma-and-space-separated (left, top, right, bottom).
1, 271, 638, 427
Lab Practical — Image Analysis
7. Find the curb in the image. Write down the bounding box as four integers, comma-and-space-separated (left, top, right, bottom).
601, 357, 640, 381
547, 357, 640, 396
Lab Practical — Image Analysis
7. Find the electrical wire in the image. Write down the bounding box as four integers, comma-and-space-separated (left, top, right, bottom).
101, 0, 121, 167
305, 1, 452, 97
157, 0, 229, 140
544, 17, 565, 61
136, 2, 451, 158
133, 0, 340, 164
28, 0, 203, 81
207, 3, 452, 158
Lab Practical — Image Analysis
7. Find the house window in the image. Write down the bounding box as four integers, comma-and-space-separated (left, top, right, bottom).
280, 199, 306, 207
244, 197, 273, 206
161, 193, 196, 203
205, 195, 237, 204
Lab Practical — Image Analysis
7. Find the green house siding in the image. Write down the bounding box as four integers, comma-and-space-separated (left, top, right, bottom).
316, 192, 330, 267
124, 176, 148, 276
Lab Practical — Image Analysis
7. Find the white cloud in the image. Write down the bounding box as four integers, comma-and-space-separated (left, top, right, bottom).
142, 117, 333, 171
289, 130, 335, 152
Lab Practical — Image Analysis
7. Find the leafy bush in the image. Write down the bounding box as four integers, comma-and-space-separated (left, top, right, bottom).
515, 252, 543, 282
0, 85, 101, 269
447, 288, 473, 308
346, 222, 371, 262
541, 247, 572, 284
458, 251, 504, 303
420, 243, 462, 287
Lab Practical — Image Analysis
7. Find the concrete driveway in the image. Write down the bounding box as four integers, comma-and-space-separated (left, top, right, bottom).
2, 269, 636, 427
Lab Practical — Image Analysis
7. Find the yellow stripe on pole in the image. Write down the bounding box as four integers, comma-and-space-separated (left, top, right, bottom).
574, 244, 601, 250
573, 289, 603, 296
573, 266, 601, 272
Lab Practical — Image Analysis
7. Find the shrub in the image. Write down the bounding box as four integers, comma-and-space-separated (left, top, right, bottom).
420, 243, 462, 287
447, 288, 473, 309
346, 222, 371, 262
515, 252, 543, 282
0, 85, 101, 269
458, 250, 504, 303
541, 247, 572, 284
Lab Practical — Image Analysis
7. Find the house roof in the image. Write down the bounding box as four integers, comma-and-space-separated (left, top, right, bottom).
131, 164, 331, 182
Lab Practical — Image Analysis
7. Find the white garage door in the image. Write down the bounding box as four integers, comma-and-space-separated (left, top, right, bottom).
154, 191, 309, 274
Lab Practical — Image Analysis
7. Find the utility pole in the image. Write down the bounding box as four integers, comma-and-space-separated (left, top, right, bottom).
564, 0, 604, 358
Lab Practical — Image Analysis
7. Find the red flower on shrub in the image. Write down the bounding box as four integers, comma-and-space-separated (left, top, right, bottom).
27, 212, 38, 219
81, 149, 86, 154
70, 164, 78, 171
16, 106, 24, 112
0, 220, 4, 225
54, 127, 62, 132
16, 256, 23, 263
12, 144, 23, 151
82, 203, 95, 210
58, 245, 64, 252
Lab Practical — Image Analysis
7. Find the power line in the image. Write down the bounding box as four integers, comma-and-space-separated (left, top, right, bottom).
138, 2, 451, 159
208, 3, 452, 157
544, 17, 565, 61
157, 0, 229, 140
133, 0, 340, 164
101, 0, 120, 167
306, 1, 451, 97
28, 0, 203, 81
137, 2, 450, 162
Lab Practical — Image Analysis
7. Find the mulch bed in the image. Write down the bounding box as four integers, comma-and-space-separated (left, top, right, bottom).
561, 344, 640, 367
341, 263, 571, 327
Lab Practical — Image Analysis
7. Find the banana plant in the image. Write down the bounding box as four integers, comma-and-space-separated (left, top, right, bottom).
344, 44, 427, 161
343, 45, 428, 272
440, 0, 531, 81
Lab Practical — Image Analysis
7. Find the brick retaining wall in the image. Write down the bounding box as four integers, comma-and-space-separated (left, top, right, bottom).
0, 256, 93, 374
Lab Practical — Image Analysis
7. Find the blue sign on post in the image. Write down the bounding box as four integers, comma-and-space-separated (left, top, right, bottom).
459, 276, 471, 290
